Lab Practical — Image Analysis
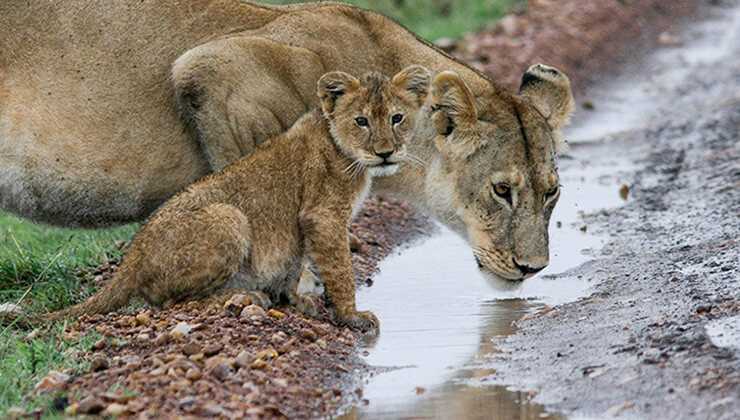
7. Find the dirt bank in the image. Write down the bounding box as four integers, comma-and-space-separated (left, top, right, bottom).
28, 1, 710, 418
487, 2, 740, 419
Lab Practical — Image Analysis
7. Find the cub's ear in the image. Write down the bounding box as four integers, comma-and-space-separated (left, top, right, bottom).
317, 71, 361, 115
391, 65, 431, 105
519, 64, 575, 131
430, 71, 478, 137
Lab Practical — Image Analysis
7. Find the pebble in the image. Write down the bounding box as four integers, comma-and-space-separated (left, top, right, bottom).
267, 309, 287, 319
240, 305, 266, 319
300, 328, 318, 342
90, 355, 110, 372
186, 367, 203, 381
235, 350, 253, 369
182, 342, 202, 356
34, 371, 71, 394
103, 402, 128, 417
92, 337, 107, 350
170, 322, 193, 340
224, 294, 253, 316
77, 396, 105, 415
203, 343, 223, 357
135, 312, 151, 326
209, 363, 233, 381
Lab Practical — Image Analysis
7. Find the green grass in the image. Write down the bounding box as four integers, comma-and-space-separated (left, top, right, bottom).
260, 0, 522, 41
0, 211, 135, 416
0, 324, 99, 418
0, 212, 137, 314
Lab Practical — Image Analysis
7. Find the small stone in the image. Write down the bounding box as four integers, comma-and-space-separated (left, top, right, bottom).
6, 407, 25, 419
34, 371, 71, 393
256, 348, 279, 361
267, 309, 286, 319
136, 333, 150, 341
434, 37, 457, 52
270, 331, 288, 345
240, 305, 266, 319
316, 338, 327, 349
582, 100, 595, 111
299, 328, 317, 341
235, 350, 253, 369
65, 403, 79, 416
24, 329, 41, 341
154, 333, 169, 346
182, 342, 202, 356
273, 378, 289, 387
579, 225, 588, 233
250, 358, 268, 370
186, 368, 203, 381
203, 343, 223, 357
658, 32, 682, 46
90, 355, 110, 372
135, 312, 151, 326
224, 294, 253, 316
77, 396, 105, 415
619, 184, 630, 201
92, 337, 107, 350
0, 302, 23, 317
210, 363, 233, 381
415, 386, 426, 395
170, 322, 193, 340
103, 403, 127, 417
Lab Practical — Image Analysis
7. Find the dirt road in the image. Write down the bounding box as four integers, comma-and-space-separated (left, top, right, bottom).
487, 2, 740, 419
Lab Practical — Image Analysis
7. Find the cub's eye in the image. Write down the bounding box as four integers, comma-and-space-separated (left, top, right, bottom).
355, 116, 369, 127
391, 113, 404, 124
493, 183, 512, 205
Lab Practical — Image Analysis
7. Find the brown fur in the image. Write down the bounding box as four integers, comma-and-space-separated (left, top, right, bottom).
45, 66, 431, 332
0, 1, 574, 284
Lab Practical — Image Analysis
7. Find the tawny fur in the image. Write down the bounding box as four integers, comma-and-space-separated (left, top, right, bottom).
45, 66, 431, 332
0, 1, 574, 283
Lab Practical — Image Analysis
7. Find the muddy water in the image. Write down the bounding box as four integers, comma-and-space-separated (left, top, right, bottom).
344, 137, 632, 419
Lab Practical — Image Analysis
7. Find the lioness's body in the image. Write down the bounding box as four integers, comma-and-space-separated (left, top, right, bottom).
1, 1, 575, 284
0, 0, 480, 226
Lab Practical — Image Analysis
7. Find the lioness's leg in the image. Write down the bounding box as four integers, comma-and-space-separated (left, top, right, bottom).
172, 36, 325, 171
138, 204, 251, 306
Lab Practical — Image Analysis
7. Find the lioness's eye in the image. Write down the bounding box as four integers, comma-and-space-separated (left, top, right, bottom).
391, 113, 404, 124
355, 116, 369, 127
545, 186, 560, 201
493, 183, 512, 205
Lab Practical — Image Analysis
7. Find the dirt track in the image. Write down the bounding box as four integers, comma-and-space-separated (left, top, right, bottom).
488, 2, 740, 419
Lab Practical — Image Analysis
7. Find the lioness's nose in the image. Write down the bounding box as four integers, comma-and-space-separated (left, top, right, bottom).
513, 258, 546, 275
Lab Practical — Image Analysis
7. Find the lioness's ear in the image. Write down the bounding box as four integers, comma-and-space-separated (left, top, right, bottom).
317, 71, 360, 115
392, 65, 431, 105
430, 71, 478, 137
519, 64, 575, 131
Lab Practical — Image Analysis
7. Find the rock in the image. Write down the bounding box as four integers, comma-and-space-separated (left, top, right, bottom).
250, 358, 268, 370
299, 328, 318, 342
5, 407, 25, 419
498, 15, 519, 36
103, 403, 128, 417
256, 348, 279, 361
224, 294, 253, 316
77, 396, 105, 415
273, 378, 289, 387
170, 322, 193, 340
90, 355, 110, 372
270, 331, 288, 345
240, 305, 266, 319
34, 371, 71, 394
186, 367, 203, 381
64, 403, 79, 416
209, 363, 233, 381
24, 329, 41, 341
182, 342, 202, 356
619, 184, 630, 201
154, 333, 169, 346
235, 350, 253, 369
203, 343, 223, 357
267, 309, 286, 319
658, 31, 682, 46
135, 312, 151, 326
92, 337, 107, 350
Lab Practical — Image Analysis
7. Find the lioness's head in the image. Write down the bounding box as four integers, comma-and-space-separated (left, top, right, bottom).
427, 64, 575, 287
317, 65, 431, 177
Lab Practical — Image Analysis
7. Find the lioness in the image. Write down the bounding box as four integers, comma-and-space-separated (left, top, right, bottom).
47, 65, 432, 331
0, 1, 574, 285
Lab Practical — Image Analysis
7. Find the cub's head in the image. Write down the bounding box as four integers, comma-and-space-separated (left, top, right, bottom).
317, 65, 431, 177
427, 64, 575, 287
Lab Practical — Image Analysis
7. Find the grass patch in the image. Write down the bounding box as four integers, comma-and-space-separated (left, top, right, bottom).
260, 0, 522, 41
0, 324, 99, 417
0, 211, 137, 313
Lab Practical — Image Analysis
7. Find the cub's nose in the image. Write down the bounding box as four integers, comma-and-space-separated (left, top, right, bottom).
376, 151, 393, 160
513, 258, 546, 275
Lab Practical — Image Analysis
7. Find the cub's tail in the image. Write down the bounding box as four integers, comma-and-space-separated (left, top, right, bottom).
44, 262, 139, 322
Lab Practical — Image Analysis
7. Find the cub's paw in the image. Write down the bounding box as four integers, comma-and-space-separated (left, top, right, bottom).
337, 310, 380, 335
294, 295, 321, 318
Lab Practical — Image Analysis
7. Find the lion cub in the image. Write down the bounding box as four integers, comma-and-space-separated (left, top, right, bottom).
48, 65, 431, 332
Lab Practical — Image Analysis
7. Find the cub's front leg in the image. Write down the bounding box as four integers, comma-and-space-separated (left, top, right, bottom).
301, 212, 379, 334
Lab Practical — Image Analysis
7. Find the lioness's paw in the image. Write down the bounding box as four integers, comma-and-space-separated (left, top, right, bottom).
338, 310, 380, 334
